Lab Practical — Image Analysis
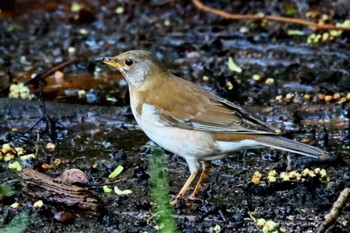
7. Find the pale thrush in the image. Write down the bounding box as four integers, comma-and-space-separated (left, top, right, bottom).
96, 50, 329, 205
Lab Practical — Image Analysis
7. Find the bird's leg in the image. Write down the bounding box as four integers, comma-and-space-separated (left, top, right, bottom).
170, 172, 198, 206
189, 161, 211, 201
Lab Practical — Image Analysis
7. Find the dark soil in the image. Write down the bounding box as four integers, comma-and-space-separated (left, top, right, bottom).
0, 1, 350, 232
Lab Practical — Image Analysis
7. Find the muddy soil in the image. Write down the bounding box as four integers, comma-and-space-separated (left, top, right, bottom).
0, 1, 350, 232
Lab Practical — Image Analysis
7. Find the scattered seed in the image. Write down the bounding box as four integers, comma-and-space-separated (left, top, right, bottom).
251, 171, 262, 184
268, 170, 276, 177
33, 200, 44, 209
54, 71, 64, 79
68, 47, 76, 54
268, 176, 277, 183
257, 218, 266, 227
303, 94, 311, 101
4, 153, 15, 162
115, 6, 124, 14
333, 93, 341, 100
228, 57, 242, 73
46, 142, 56, 150
8, 161, 22, 171
11, 202, 20, 208
108, 165, 124, 179
114, 186, 132, 195
318, 93, 325, 100
225, 80, 234, 90
103, 185, 113, 193
78, 90, 86, 98
324, 95, 333, 102
337, 97, 347, 104
20, 154, 36, 161
265, 78, 274, 85
275, 95, 283, 102
252, 74, 262, 81
285, 93, 294, 100
280, 172, 290, 181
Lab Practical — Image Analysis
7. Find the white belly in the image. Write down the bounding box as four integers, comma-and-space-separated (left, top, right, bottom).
133, 104, 217, 158
131, 103, 262, 160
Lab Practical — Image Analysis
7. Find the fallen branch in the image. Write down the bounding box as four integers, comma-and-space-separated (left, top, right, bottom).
20, 168, 102, 216
317, 187, 350, 233
191, 0, 350, 31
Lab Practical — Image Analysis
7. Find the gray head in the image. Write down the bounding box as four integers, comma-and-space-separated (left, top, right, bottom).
96, 50, 168, 88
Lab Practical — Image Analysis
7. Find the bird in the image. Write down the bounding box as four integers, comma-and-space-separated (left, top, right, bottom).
96, 50, 330, 205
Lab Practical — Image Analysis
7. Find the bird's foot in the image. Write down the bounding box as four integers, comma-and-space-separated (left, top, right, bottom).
188, 191, 198, 201
170, 196, 181, 206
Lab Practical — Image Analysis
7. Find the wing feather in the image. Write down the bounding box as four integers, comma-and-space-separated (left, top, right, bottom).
141, 76, 279, 135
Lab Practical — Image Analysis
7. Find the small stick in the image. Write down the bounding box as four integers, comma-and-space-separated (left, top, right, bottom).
317, 187, 350, 233
0, 57, 79, 96
26, 57, 79, 85
191, 0, 350, 31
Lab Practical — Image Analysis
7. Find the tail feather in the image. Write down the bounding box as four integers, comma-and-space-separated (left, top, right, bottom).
255, 136, 328, 159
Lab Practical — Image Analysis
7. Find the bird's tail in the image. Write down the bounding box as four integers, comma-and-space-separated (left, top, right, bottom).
254, 136, 329, 159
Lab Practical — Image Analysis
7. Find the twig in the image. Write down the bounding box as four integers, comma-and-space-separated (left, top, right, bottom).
0, 57, 79, 96
26, 57, 79, 85
317, 187, 350, 233
151, 0, 175, 7
191, 0, 350, 31
34, 133, 40, 158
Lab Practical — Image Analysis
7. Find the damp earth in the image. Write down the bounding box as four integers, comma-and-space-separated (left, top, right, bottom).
0, 1, 350, 232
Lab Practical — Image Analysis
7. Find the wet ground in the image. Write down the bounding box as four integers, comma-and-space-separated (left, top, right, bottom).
1, 1, 350, 232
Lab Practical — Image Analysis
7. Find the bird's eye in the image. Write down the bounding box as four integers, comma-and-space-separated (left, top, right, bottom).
124, 59, 134, 66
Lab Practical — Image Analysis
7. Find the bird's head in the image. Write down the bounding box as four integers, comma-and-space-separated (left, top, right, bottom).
96, 50, 168, 89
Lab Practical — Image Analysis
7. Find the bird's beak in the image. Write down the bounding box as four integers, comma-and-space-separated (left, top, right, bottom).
95, 57, 121, 69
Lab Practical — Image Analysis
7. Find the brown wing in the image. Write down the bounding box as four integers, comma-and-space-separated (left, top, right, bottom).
135, 74, 279, 135
191, 95, 279, 134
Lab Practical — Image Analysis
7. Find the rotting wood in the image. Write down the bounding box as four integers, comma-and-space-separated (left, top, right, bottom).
19, 168, 102, 216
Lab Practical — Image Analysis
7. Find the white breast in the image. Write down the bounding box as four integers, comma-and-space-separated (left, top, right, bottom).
130, 103, 263, 158
131, 103, 218, 158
